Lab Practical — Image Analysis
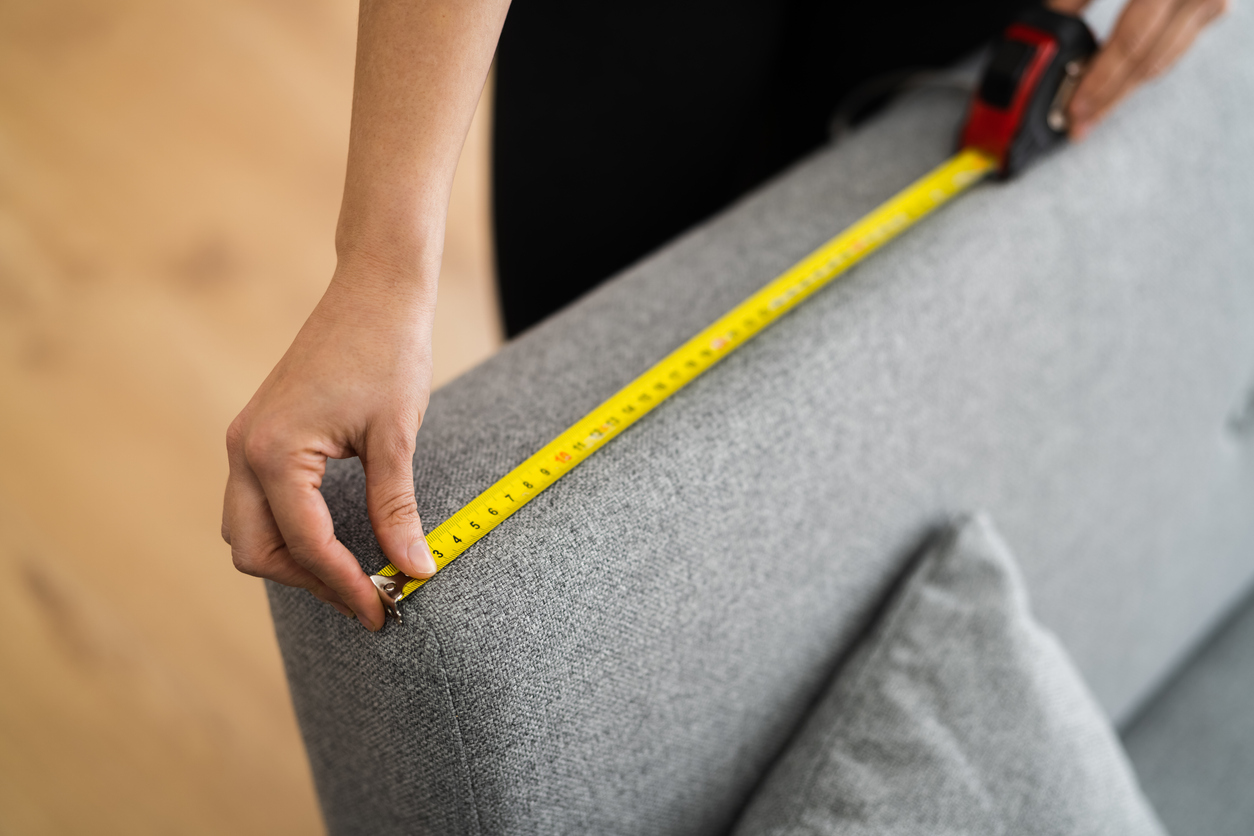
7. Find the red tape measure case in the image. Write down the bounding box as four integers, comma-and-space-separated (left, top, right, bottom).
960, 7, 1098, 177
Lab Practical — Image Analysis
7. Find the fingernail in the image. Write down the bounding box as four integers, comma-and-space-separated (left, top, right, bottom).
358, 612, 381, 632
409, 539, 437, 576
1070, 95, 1092, 121
1071, 122, 1090, 142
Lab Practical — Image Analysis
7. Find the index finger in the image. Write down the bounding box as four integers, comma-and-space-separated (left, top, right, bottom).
224, 463, 357, 620
248, 444, 386, 630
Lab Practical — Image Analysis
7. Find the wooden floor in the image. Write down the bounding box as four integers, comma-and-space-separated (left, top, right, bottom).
0, 2, 499, 832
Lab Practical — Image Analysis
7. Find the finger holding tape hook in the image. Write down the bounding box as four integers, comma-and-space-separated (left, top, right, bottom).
370, 572, 413, 624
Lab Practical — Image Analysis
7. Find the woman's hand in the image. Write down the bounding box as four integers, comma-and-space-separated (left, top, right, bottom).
221, 0, 511, 628
223, 257, 439, 631
1051, 0, 1229, 139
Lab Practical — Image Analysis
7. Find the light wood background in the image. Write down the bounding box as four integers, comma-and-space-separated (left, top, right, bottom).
0, 1, 499, 832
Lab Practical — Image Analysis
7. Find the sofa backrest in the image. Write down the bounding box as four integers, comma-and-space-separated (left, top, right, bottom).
268, 6, 1254, 834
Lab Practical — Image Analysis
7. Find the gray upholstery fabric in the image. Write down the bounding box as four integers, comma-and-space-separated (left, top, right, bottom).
1124, 588, 1254, 836
267, 2, 1254, 833
732, 514, 1166, 836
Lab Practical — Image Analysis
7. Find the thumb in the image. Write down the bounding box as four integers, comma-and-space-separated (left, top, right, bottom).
363, 430, 436, 579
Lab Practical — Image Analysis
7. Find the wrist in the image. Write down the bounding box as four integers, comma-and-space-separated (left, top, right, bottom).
335, 179, 447, 270
333, 219, 443, 307
325, 248, 440, 324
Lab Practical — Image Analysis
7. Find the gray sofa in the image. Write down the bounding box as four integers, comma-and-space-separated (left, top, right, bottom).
267, 3, 1254, 833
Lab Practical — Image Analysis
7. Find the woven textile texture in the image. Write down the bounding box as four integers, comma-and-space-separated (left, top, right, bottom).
732, 514, 1167, 836
268, 3, 1254, 833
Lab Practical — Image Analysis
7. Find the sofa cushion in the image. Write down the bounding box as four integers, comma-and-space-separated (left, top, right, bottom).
732, 514, 1166, 836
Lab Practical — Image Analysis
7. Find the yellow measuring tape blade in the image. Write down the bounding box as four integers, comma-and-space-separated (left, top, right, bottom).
373, 148, 996, 608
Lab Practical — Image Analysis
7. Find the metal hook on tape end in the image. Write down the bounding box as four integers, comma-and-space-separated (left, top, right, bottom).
1047, 59, 1087, 133
370, 572, 413, 624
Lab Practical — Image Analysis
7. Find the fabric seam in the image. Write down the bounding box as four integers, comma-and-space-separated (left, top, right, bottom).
428, 621, 486, 836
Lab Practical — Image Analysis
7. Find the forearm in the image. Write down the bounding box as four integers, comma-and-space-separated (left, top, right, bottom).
335, 0, 511, 295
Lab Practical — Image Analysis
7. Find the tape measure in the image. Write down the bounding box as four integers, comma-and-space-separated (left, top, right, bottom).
369, 7, 1097, 622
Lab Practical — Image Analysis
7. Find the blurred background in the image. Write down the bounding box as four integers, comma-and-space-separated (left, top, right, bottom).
0, 1, 498, 832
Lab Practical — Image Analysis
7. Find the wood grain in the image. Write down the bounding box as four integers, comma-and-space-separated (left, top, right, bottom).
0, 1, 499, 832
